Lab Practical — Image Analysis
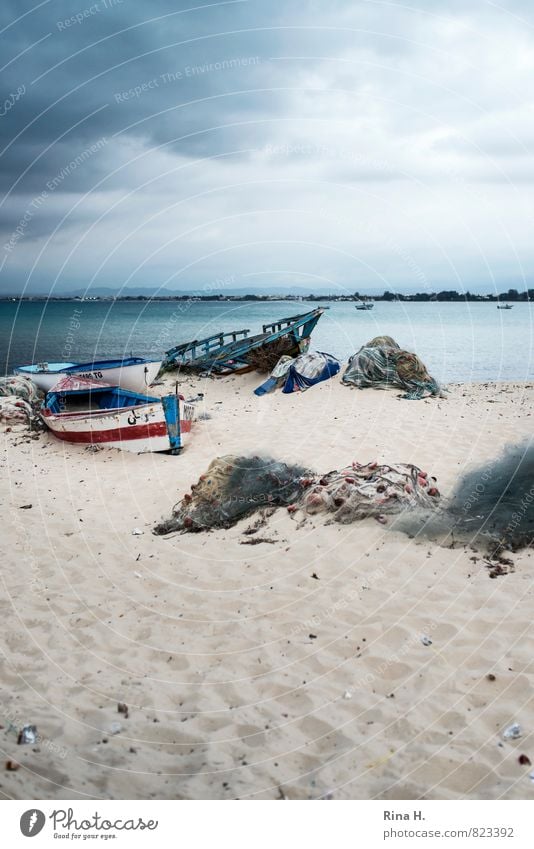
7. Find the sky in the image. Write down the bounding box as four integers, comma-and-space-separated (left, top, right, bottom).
1, 0, 534, 295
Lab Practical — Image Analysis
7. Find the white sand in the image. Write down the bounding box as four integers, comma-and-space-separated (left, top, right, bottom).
1, 375, 533, 800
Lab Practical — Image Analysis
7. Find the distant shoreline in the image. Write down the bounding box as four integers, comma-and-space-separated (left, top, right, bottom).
1, 290, 533, 304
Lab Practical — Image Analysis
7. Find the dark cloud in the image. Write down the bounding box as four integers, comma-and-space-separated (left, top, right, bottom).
1, 0, 534, 292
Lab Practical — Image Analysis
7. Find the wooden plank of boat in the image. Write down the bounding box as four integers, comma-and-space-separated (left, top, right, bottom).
41, 377, 194, 454
15, 357, 162, 393
164, 329, 251, 364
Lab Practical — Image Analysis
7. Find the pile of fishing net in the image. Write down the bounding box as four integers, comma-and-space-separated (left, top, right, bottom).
0, 375, 42, 403
254, 351, 340, 396
394, 442, 534, 555
154, 455, 440, 534
446, 442, 534, 551
0, 396, 33, 423
0, 376, 43, 424
342, 336, 442, 400
153, 455, 312, 533
301, 460, 440, 524
245, 335, 307, 373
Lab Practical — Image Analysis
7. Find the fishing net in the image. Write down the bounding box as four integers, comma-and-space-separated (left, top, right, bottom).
153, 455, 312, 533
447, 442, 534, 551
301, 461, 440, 524
0, 396, 33, 423
366, 335, 400, 349
0, 376, 43, 424
342, 337, 442, 399
154, 456, 439, 533
0, 375, 43, 404
245, 334, 303, 372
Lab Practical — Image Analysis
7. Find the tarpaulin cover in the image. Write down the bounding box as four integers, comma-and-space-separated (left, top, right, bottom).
254, 351, 340, 396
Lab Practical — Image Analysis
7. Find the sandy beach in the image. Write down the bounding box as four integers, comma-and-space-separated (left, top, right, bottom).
1, 374, 533, 800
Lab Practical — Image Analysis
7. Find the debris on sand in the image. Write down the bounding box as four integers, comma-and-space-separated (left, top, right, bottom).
17, 725, 37, 745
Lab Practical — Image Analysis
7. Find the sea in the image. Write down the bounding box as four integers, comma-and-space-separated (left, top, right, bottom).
1, 298, 532, 383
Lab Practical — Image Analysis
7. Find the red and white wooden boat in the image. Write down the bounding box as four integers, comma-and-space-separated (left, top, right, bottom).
41, 376, 194, 454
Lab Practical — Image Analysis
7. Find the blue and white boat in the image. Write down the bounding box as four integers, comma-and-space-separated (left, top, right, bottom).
14, 356, 162, 394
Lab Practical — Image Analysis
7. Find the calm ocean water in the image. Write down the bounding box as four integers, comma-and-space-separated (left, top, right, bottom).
1, 299, 532, 383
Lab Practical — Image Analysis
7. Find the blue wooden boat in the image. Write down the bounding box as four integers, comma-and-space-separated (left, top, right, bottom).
163, 307, 325, 374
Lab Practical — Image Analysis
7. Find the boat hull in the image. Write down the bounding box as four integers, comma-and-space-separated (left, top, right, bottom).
41, 400, 194, 453
163, 308, 325, 374
15, 360, 161, 393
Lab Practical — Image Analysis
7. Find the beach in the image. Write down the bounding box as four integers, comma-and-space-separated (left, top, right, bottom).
2, 373, 534, 800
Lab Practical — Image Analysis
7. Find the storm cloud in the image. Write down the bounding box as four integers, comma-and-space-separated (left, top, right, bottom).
1, 0, 534, 294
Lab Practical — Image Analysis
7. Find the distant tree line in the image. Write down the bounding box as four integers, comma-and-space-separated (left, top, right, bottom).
4, 288, 533, 302
88, 288, 534, 302
305, 288, 534, 302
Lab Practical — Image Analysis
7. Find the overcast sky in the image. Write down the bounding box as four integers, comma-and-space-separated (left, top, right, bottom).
1, 0, 533, 295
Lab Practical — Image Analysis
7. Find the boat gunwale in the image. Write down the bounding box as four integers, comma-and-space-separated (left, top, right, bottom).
15, 356, 162, 374
41, 401, 161, 421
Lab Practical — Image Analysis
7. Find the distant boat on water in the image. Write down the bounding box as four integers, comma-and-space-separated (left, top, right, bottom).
497, 304, 514, 310
355, 300, 374, 311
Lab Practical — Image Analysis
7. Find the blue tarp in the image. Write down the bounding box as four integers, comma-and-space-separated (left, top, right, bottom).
255, 351, 340, 396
